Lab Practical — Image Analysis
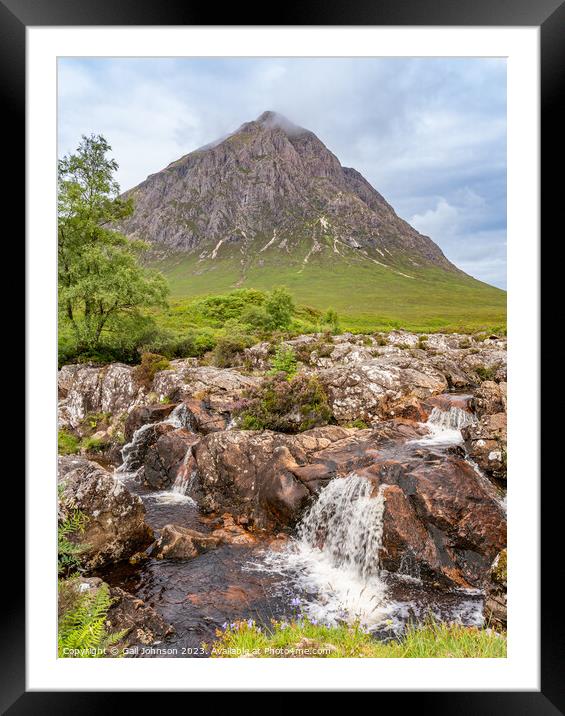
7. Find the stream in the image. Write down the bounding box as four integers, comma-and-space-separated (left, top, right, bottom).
97, 394, 498, 657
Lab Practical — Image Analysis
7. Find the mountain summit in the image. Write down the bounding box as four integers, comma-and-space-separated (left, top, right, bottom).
120, 111, 458, 277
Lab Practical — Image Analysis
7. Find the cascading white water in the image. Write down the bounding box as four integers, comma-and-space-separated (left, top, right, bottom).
250, 474, 391, 629
298, 475, 386, 580
412, 405, 476, 446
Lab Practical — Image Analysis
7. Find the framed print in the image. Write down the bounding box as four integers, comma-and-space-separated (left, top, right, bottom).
8, 0, 560, 707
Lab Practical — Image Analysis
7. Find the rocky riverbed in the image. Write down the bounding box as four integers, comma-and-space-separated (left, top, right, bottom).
58, 330, 508, 655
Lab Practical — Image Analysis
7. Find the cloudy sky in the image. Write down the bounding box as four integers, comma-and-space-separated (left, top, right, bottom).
58, 57, 507, 288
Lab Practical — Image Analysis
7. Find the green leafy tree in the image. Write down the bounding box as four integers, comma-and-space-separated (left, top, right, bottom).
265, 287, 294, 330
322, 308, 341, 335
58, 134, 169, 355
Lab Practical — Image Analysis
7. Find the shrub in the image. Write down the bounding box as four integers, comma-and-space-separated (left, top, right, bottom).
132, 352, 170, 389
58, 430, 80, 455
240, 304, 271, 331
234, 373, 333, 433
58, 578, 127, 658
374, 334, 388, 347
213, 327, 256, 368
264, 287, 294, 330
321, 308, 341, 335
268, 344, 298, 378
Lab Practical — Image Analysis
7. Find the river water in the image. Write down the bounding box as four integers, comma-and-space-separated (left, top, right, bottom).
98, 395, 494, 657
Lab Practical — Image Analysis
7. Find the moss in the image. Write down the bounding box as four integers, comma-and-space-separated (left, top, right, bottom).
58, 430, 80, 455
344, 419, 369, 429
80, 436, 106, 453
491, 549, 507, 585
475, 365, 497, 382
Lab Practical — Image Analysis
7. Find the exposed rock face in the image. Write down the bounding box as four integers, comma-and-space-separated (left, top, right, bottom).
483, 549, 507, 629
153, 524, 220, 560
318, 358, 448, 423
471, 381, 507, 417
58, 363, 143, 429
462, 412, 507, 482
58, 456, 152, 568
143, 428, 199, 490
118, 111, 457, 275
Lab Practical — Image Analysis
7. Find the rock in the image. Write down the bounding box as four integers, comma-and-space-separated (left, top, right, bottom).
483, 549, 507, 629
461, 350, 507, 383
462, 412, 507, 481
471, 381, 507, 417
58, 456, 152, 568
180, 398, 227, 434
211, 513, 257, 545
124, 403, 178, 442
58, 363, 144, 429
119, 422, 176, 472
153, 524, 220, 560
152, 364, 260, 415
194, 426, 355, 530
143, 428, 199, 490
356, 451, 506, 587
318, 358, 448, 422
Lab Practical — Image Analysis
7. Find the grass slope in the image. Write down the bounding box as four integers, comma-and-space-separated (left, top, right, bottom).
155, 244, 506, 333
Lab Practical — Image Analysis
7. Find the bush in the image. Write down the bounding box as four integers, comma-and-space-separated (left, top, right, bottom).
213, 327, 256, 368
132, 352, 170, 389
58, 430, 80, 455
264, 287, 294, 330
268, 344, 298, 378
321, 308, 341, 335
234, 373, 333, 433
475, 365, 498, 382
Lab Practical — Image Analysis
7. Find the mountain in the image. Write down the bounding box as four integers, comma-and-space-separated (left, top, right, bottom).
119, 111, 505, 330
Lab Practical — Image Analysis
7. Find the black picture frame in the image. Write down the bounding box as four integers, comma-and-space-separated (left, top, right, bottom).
8, 0, 559, 708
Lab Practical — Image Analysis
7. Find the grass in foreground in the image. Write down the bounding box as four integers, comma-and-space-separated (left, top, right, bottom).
206, 617, 507, 658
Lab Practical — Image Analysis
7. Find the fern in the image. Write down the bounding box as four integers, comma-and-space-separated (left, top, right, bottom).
58, 508, 89, 574
58, 581, 129, 657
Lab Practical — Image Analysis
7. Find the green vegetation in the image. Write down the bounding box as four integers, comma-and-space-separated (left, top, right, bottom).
207, 617, 506, 658
58, 429, 80, 455
235, 373, 333, 433
155, 244, 506, 334
132, 352, 170, 389
58, 493, 126, 658
268, 343, 298, 378
58, 578, 127, 658
58, 134, 168, 364
475, 365, 498, 382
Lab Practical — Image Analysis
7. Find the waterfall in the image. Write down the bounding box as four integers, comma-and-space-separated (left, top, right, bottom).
250, 473, 391, 629
411, 404, 476, 446
117, 402, 194, 474
297, 475, 386, 580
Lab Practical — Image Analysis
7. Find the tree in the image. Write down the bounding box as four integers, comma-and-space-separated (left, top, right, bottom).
58, 134, 168, 355
265, 287, 294, 330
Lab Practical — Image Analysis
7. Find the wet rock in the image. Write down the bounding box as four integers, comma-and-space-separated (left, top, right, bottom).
357, 452, 506, 587
194, 426, 355, 530
120, 422, 176, 473
143, 428, 199, 490
153, 524, 220, 560
180, 398, 227, 434
211, 513, 258, 545
483, 549, 507, 629
58, 456, 152, 568
124, 403, 178, 442
462, 412, 507, 482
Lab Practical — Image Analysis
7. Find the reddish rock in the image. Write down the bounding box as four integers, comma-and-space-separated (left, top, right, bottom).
124, 403, 178, 442
153, 524, 220, 560
181, 398, 227, 434
211, 514, 257, 545
143, 429, 199, 490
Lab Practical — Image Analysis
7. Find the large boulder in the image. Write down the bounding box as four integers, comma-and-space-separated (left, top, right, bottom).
318, 358, 448, 423
124, 403, 178, 442
58, 456, 152, 568
462, 412, 507, 482
143, 429, 199, 490
471, 381, 507, 417
58, 364, 143, 429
